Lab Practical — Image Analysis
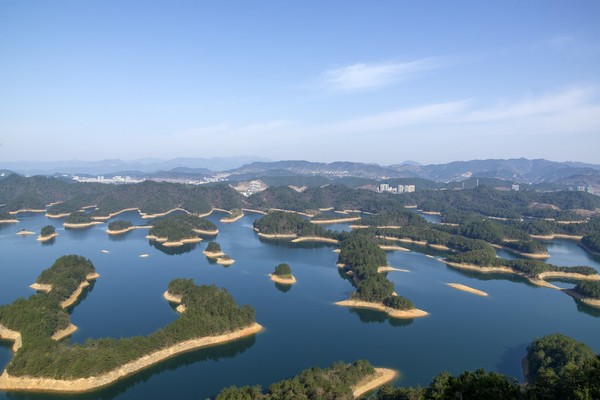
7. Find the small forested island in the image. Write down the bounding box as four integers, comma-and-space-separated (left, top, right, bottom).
63, 211, 102, 228
106, 219, 133, 234
0, 259, 261, 393
335, 232, 427, 319
253, 211, 341, 243
220, 208, 244, 223
37, 225, 57, 242
565, 281, 600, 308
203, 241, 225, 259
269, 263, 296, 285
216, 360, 395, 400
147, 214, 217, 247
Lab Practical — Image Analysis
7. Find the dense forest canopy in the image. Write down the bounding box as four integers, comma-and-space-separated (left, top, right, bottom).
149, 214, 216, 241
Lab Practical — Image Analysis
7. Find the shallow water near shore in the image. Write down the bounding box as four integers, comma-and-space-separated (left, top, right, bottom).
1, 211, 599, 399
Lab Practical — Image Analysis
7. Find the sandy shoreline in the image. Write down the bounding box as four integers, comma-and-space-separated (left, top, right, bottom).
217, 258, 235, 266
203, 250, 225, 259
447, 283, 488, 297
537, 271, 600, 281
377, 266, 409, 273
562, 289, 600, 308
421, 211, 442, 216
269, 274, 296, 285
0, 323, 263, 393
352, 368, 398, 398
495, 244, 549, 259
530, 233, 583, 240
163, 291, 182, 304
140, 208, 189, 219
193, 228, 219, 236
29, 283, 52, 292
311, 217, 361, 225
0, 324, 22, 352
163, 238, 203, 247
37, 233, 58, 243
45, 213, 71, 219
429, 244, 451, 251
51, 324, 78, 341
0, 219, 19, 224
16, 230, 35, 236
241, 208, 267, 215
106, 226, 151, 235
335, 299, 428, 319
379, 245, 410, 252
290, 236, 339, 244
269, 208, 315, 218
92, 208, 140, 221
8, 209, 46, 215
257, 232, 297, 239
220, 212, 244, 223
63, 221, 103, 229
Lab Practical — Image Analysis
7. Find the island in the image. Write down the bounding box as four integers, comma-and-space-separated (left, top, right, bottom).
447, 283, 489, 297
146, 214, 217, 247
216, 255, 235, 266
253, 211, 341, 243
215, 360, 396, 400
0, 260, 261, 394
106, 219, 151, 235
203, 241, 225, 259
335, 232, 427, 319
37, 225, 58, 242
63, 211, 103, 229
16, 229, 35, 236
269, 263, 296, 285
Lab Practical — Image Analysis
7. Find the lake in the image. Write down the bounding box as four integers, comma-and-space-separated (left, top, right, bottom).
1, 211, 599, 399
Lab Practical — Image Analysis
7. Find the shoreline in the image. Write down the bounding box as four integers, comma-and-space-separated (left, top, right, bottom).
163, 238, 203, 247
140, 208, 189, 219
257, 232, 297, 239
537, 271, 600, 282
379, 245, 410, 252
562, 289, 600, 309
269, 208, 315, 218
0, 219, 19, 224
352, 368, 398, 398
220, 212, 244, 223
51, 324, 78, 341
311, 217, 361, 225
45, 213, 71, 219
530, 233, 583, 240
163, 291, 182, 304
8, 209, 46, 215
268, 274, 296, 285
447, 283, 488, 297
106, 226, 151, 235
578, 242, 600, 257
61, 273, 100, 309
203, 250, 225, 259
16, 230, 35, 236
0, 323, 263, 393
494, 244, 549, 259
290, 236, 339, 244
63, 221, 103, 229
193, 228, 219, 236
216, 258, 235, 266
37, 233, 58, 243
335, 299, 428, 319
92, 208, 140, 221
0, 324, 22, 352
241, 208, 267, 215
377, 266, 410, 273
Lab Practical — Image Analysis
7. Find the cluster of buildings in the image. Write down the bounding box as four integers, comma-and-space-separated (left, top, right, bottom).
72, 175, 224, 185
573, 186, 595, 194
377, 183, 415, 194
232, 180, 268, 197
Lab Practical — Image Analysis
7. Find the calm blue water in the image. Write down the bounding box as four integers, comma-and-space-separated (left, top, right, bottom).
1, 211, 599, 399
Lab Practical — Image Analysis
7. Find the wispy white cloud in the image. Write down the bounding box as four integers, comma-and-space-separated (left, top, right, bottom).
546, 34, 600, 56
321, 58, 441, 92
324, 101, 469, 133
458, 86, 597, 122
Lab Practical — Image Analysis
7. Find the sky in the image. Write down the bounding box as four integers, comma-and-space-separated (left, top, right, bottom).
1, 1, 599, 165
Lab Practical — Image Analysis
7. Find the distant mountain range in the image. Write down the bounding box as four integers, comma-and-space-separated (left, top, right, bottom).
227, 158, 600, 184
2, 157, 599, 187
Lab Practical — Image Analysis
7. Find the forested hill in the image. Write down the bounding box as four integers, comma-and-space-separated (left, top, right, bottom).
1, 175, 599, 221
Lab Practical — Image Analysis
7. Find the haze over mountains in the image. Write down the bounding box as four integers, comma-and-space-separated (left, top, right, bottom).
3, 157, 600, 185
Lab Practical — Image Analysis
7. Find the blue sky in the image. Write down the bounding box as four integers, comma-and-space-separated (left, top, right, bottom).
1, 1, 599, 165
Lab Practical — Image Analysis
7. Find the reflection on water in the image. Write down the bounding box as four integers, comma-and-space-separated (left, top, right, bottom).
348, 307, 414, 327
149, 241, 197, 255
274, 283, 292, 293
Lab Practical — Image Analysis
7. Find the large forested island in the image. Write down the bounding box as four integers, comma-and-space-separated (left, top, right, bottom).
147, 214, 217, 246
0, 256, 261, 393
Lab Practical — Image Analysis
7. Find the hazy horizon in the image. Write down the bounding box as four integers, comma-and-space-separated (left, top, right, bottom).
1, 1, 599, 164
